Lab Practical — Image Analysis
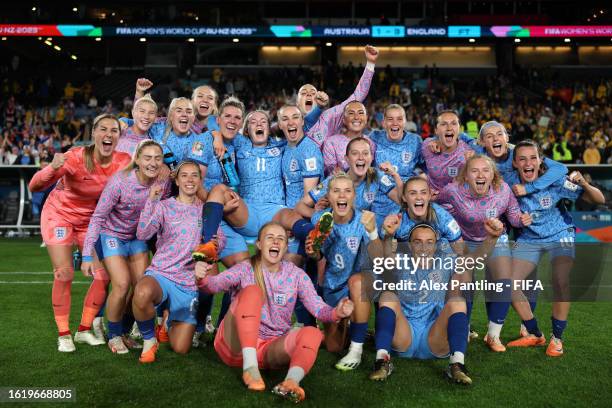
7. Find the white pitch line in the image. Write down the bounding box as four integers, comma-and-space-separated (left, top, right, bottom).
0, 281, 90, 284
0, 272, 53, 275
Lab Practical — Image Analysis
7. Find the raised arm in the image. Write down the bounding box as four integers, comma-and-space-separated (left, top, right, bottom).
306, 46, 378, 146
134, 78, 153, 101
569, 171, 605, 205
524, 158, 568, 194
28, 152, 72, 192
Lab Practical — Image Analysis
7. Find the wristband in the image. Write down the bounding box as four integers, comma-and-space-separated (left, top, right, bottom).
82, 255, 93, 263
366, 62, 375, 72
368, 230, 379, 241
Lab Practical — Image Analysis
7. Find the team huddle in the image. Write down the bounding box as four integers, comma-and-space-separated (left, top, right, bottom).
29, 45, 606, 403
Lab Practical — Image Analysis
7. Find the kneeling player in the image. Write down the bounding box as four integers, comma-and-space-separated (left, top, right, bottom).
132, 161, 225, 363
196, 222, 353, 403
370, 218, 504, 384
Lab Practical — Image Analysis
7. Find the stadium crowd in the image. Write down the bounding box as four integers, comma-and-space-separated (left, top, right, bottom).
1, 64, 611, 166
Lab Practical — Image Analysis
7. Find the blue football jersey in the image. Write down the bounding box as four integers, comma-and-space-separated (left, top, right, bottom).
505, 173, 582, 241
316, 210, 370, 292
308, 169, 395, 211
186, 131, 236, 191
395, 254, 454, 321
234, 135, 286, 205
393, 203, 462, 244
369, 130, 423, 216
149, 122, 197, 163
282, 136, 323, 208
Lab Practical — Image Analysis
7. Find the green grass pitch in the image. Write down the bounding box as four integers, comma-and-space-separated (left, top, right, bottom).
1, 238, 611, 407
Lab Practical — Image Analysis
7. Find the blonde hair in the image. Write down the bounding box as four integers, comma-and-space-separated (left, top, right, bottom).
191, 85, 219, 116
401, 176, 438, 225
219, 96, 245, 119
456, 154, 503, 192
133, 93, 158, 112
328, 172, 355, 192
242, 109, 271, 138
277, 103, 304, 121
384, 103, 406, 119
84, 114, 121, 173
163, 97, 194, 143
478, 120, 508, 141
251, 221, 287, 302
123, 139, 163, 174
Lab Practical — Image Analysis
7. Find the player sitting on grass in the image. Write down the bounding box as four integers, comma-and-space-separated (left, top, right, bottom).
196, 221, 354, 403
370, 218, 504, 384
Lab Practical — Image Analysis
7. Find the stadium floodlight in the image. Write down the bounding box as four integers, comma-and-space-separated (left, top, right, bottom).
95, 37, 101, 41
232, 38, 239, 43
515, 38, 521, 43
326, 42, 332, 46
31, 7, 36, 11
72, 7, 77, 12
564, 38, 571, 43
53, 45, 61, 51
1, 37, 6, 41
140, 38, 146, 42
187, 38, 195, 42
71, 55, 77, 60
469, 38, 475, 43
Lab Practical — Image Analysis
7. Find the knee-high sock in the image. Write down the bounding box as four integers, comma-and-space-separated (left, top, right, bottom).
233, 285, 264, 350
551, 317, 567, 340
79, 268, 109, 331
136, 318, 155, 340
448, 312, 468, 364
349, 322, 368, 344
201, 202, 224, 243
291, 219, 314, 241
52, 267, 74, 336
488, 279, 512, 325
286, 326, 323, 380
108, 320, 123, 339
374, 307, 396, 356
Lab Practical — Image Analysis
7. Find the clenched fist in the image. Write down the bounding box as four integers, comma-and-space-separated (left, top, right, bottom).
364, 45, 379, 63
51, 153, 66, 170
360, 210, 376, 233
